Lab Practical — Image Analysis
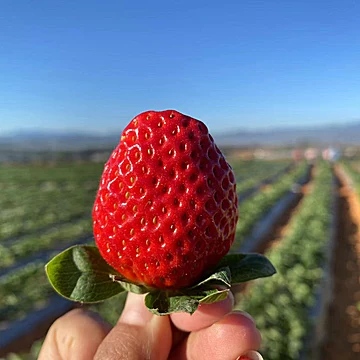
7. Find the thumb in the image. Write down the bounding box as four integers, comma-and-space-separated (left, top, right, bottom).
94, 293, 172, 360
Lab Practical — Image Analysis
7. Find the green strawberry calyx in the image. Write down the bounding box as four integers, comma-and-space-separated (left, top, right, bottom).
45, 245, 276, 315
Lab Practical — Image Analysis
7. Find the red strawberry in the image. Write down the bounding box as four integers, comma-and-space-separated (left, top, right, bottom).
92, 110, 238, 289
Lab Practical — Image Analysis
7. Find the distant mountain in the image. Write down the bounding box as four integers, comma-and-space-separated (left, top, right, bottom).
0, 130, 119, 151
0, 121, 359, 151
213, 121, 360, 148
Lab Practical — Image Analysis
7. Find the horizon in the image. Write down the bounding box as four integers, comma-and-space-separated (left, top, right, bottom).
1, 1, 360, 134
1, 117, 359, 138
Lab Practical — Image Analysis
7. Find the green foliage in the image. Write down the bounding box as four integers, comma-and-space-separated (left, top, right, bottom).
46, 246, 126, 302
232, 160, 292, 195
230, 160, 291, 184
0, 262, 53, 322
0, 218, 93, 269
232, 162, 309, 249
0, 164, 102, 230
236, 162, 333, 360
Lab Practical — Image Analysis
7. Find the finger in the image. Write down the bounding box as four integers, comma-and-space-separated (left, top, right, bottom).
119, 292, 153, 326
170, 311, 261, 360
170, 291, 234, 332
38, 308, 111, 360
94, 292, 172, 360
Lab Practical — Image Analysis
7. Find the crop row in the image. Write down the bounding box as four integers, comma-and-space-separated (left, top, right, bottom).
0, 163, 103, 212
237, 163, 293, 199
0, 181, 97, 219
0, 231, 90, 328
0, 163, 104, 185
231, 159, 291, 183
0, 262, 50, 325
236, 162, 333, 360
0, 187, 97, 242
0, 163, 102, 244
0, 218, 93, 271
231, 162, 310, 250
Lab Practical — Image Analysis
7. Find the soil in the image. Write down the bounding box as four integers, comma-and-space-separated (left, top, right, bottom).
256, 165, 315, 254
322, 168, 360, 359
233, 166, 315, 297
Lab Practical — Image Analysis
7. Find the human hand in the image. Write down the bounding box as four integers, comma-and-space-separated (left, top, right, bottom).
38, 292, 262, 360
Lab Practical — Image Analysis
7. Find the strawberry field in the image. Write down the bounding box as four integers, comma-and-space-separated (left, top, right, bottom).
1, 157, 360, 359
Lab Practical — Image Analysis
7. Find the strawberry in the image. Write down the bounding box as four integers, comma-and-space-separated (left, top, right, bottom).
92, 110, 238, 289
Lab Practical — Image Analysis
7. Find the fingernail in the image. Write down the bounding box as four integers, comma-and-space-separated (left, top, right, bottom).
215, 289, 235, 306
228, 291, 235, 307
232, 310, 255, 324
236, 350, 264, 360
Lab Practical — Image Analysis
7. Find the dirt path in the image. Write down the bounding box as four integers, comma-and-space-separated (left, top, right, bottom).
233, 166, 315, 297
322, 167, 360, 358
256, 165, 315, 255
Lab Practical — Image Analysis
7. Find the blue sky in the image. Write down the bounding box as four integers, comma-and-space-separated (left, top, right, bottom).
1, 0, 360, 134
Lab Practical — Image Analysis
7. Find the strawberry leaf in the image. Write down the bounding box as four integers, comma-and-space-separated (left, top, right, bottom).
199, 288, 230, 304
145, 287, 230, 315
145, 292, 199, 315
45, 245, 275, 313
45, 245, 125, 303
110, 275, 151, 294
217, 253, 276, 283
191, 267, 231, 288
